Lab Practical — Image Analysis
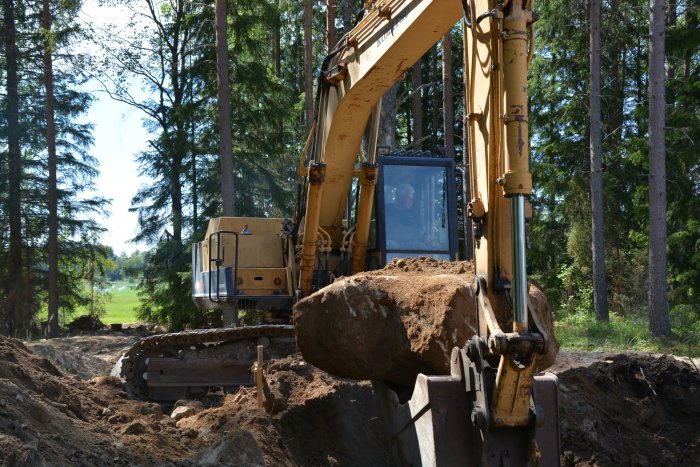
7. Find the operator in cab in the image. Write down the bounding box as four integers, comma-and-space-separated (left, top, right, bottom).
385, 183, 424, 249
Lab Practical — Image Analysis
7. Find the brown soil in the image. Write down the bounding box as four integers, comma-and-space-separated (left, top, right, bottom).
0, 335, 392, 466
556, 352, 700, 466
1, 337, 699, 465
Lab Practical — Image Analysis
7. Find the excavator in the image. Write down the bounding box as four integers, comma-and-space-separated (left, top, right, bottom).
119, 0, 560, 465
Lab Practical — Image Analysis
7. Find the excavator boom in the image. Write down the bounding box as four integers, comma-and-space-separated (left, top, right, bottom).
119, 1, 560, 464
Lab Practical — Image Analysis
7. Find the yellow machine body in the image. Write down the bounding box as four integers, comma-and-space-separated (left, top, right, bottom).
190, 1, 559, 465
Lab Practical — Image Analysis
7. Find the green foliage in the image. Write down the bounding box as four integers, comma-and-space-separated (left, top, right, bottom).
527, 0, 700, 335
0, 0, 109, 334
670, 304, 700, 347
556, 310, 699, 358
134, 240, 199, 330
555, 263, 594, 318
107, 250, 146, 281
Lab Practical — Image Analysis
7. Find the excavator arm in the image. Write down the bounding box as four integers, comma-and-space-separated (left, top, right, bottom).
125, 1, 559, 463
296, 0, 559, 465
297, 0, 463, 294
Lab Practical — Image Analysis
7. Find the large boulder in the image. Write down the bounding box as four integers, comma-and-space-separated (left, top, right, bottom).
294, 258, 558, 386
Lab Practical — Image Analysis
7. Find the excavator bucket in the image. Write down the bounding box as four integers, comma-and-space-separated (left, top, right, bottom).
375, 350, 560, 466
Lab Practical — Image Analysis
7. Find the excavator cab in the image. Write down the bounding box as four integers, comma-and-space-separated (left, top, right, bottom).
375, 152, 459, 264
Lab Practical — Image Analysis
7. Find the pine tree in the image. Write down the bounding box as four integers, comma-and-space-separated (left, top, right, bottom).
648, 0, 670, 336
589, 0, 609, 321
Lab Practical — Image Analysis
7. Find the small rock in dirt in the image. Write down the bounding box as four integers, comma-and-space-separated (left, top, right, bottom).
0, 399, 6, 407
181, 428, 198, 439
140, 402, 163, 418
171, 403, 202, 421
174, 399, 204, 411
171, 405, 194, 421
121, 421, 147, 435
15, 393, 24, 403
100, 407, 112, 417
113, 441, 126, 451
108, 414, 130, 424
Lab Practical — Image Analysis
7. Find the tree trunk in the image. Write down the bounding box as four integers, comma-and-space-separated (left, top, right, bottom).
43, 0, 60, 337
3, 0, 25, 335
341, 0, 353, 35
171, 151, 184, 243
648, 0, 670, 337
442, 32, 455, 159
411, 60, 423, 150
191, 121, 198, 229
304, 0, 314, 135
378, 83, 400, 149
430, 47, 440, 152
216, 0, 235, 216
589, 0, 609, 322
327, 0, 336, 52
273, 13, 281, 78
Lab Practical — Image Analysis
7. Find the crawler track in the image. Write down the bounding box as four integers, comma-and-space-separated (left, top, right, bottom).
120, 325, 295, 399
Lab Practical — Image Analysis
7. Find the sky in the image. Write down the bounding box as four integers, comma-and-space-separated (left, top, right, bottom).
84, 91, 150, 256
78, 0, 150, 256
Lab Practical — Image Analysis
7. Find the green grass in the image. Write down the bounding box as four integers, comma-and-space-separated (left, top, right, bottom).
555, 311, 700, 358
103, 280, 140, 324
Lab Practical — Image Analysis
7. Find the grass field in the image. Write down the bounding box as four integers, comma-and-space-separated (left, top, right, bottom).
555, 310, 700, 358
103, 280, 140, 324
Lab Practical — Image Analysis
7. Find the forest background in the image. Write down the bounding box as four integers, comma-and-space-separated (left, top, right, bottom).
0, 0, 698, 350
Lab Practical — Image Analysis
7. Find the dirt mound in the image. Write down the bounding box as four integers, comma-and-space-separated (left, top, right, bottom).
556, 353, 700, 466
0, 335, 209, 465
26, 335, 141, 380
373, 256, 475, 278
3, 332, 700, 466
0, 335, 392, 466
295, 258, 558, 385
67, 315, 107, 332
175, 354, 393, 466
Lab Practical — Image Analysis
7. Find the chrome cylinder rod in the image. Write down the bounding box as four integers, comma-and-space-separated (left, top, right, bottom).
511, 195, 528, 331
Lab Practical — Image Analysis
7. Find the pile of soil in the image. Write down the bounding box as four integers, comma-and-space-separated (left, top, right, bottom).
556, 352, 700, 466
175, 355, 393, 466
67, 315, 107, 332
294, 257, 558, 385
0, 335, 392, 466
1, 334, 699, 465
26, 335, 141, 380
0, 336, 209, 466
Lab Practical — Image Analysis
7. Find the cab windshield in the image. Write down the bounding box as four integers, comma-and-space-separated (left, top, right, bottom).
382, 164, 451, 261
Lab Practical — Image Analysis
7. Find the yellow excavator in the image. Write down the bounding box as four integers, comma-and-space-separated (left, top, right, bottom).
120, 0, 560, 464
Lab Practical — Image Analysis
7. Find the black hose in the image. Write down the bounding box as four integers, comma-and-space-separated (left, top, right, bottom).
477, 9, 497, 25
462, 0, 472, 28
